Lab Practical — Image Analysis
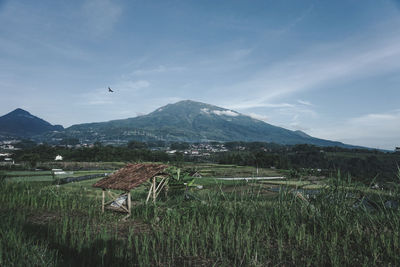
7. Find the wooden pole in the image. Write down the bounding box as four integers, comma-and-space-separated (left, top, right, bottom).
156, 178, 168, 198
146, 183, 153, 203
154, 177, 166, 193
102, 189, 105, 213
152, 176, 156, 202
127, 191, 131, 216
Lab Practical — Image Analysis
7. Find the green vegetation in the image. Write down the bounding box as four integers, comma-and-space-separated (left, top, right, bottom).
4, 170, 112, 182
8, 142, 400, 183
60, 100, 345, 146
1, 166, 399, 266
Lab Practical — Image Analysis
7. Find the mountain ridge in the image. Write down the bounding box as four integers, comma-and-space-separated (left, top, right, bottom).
64, 100, 355, 147
0, 101, 360, 148
0, 108, 64, 138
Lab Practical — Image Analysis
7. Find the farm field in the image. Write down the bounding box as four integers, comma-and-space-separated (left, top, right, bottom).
4, 170, 113, 182
1, 163, 399, 266
182, 162, 282, 178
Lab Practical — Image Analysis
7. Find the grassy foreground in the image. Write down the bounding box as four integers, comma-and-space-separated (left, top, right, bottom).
0, 173, 399, 266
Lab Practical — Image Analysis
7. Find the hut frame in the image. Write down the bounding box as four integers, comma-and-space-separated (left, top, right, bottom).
145, 175, 169, 202
101, 190, 132, 214
93, 163, 170, 218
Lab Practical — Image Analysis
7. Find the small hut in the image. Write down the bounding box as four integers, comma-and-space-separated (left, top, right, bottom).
93, 163, 170, 217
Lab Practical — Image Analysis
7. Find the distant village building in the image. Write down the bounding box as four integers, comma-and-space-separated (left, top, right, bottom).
395, 147, 400, 152
52, 169, 66, 175
0, 153, 14, 165
55, 155, 63, 161
0, 144, 15, 150
3, 158, 14, 164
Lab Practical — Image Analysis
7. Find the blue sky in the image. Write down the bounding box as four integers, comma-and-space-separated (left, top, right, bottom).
1, 0, 400, 149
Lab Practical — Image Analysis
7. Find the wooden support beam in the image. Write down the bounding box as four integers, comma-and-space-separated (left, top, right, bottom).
102, 189, 105, 213
107, 190, 118, 199
146, 183, 154, 203
104, 199, 115, 206
156, 178, 169, 198
154, 177, 166, 193
152, 176, 156, 203
118, 203, 129, 213
127, 191, 131, 216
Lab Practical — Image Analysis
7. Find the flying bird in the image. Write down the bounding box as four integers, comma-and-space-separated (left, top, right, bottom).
108, 87, 114, 93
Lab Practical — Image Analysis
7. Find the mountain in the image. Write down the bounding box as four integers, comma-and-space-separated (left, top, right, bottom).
0, 108, 64, 138
65, 100, 351, 147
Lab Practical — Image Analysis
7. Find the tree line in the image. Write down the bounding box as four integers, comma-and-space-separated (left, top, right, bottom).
7, 141, 400, 182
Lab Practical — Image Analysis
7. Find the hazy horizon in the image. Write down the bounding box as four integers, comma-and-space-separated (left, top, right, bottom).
1, 0, 400, 149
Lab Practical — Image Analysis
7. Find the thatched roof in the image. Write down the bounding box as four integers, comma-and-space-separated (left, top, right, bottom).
93, 163, 169, 191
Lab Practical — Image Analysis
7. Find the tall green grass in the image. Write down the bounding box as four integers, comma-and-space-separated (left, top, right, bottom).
0, 172, 399, 266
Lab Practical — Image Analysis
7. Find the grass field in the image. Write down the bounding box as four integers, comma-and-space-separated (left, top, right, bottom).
1, 164, 399, 266
4, 170, 113, 182
182, 162, 282, 178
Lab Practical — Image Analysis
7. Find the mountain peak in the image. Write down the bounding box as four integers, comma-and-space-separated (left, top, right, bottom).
171, 99, 219, 107
169, 100, 216, 109
66, 99, 353, 147
175, 100, 199, 104
0, 108, 64, 137
9, 108, 32, 116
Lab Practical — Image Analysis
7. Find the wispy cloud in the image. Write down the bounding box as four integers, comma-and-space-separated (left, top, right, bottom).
132, 65, 185, 76
297, 100, 313, 106
78, 88, 115, 105
116, 80, 150, 91
277, 4, 314, 34
77, 78, 150, 107
228, 99, 317, 132
228, 102, 294, 110
201, 109, 239, 117
81, 0, 121, 35
223, 30, 400, 110
309, 110, 400, 149
231, 48, 253, 61
248, 113, 269, 122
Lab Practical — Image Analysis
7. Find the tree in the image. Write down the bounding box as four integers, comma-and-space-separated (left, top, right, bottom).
20, 153, 40, 169
60, 138, 79, 146
127, 141, 147, 149
170, 142, 189, 150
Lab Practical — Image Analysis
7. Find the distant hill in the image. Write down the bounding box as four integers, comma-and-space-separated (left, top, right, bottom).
0, 108, 64, 138
65, 100, 353, 147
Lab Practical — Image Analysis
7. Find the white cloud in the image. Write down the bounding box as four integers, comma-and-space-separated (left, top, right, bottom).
228, 102, 294, 110
118, 80, 150, 91
201, 108, 239, 117
78, 88, 114, 105
248, 113, 269, 122
233, 102, 318, 133
132, 65, 185, 75
276, 4, 315, 34
200, 108, 210, 114
309, 110, 400, 149
231, 49, 252, 61
82, 0, 121, 35
223, 31, 400, 110
213, 110, 239, 117
78, 79, 150, 106
288, 123, 310, 132
297, 100, 313, 106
